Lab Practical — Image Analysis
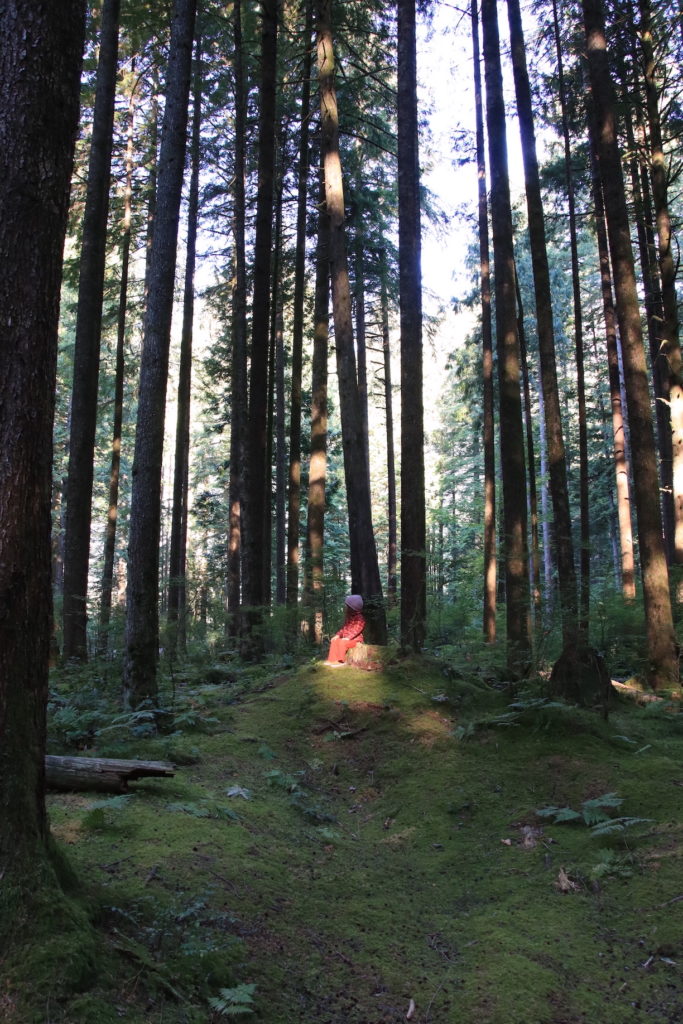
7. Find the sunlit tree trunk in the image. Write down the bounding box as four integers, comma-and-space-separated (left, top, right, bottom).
303, 162, 329, 644
583, 0, 677, 689
588, 116, 636, 600
286, 0, 314, 613
397, 0, 426, 650
639, 0, 683, 575
317, 0, 386, 642
123, 0, 197, 706
0, 0, 86, 929
482, 0, 531, 677
167, 38, 202, 656
62, 0, 120, 661
550, 0, 590, 630
471, 0, 496, 643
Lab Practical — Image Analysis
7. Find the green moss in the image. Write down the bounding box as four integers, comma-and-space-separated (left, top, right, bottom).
8, 655, 681, 1021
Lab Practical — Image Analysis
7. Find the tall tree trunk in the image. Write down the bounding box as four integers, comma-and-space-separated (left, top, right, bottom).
481, 0, 531, 677
550, 0, 590, 630
380, 246, 398, 610
317, 0, 386, 642
515, 267, 541, 616
275, 276, 287, 608
397, 0, 426, 650
227, 0, 248, 635
123, 0, 197, 707
616, 43, 673, 562
582, 0, 678, 689
588, 115, 636, 600
62, 0, 121, 661
507, 0, 578, 651
471, 0, 497, 643
0, 0, 86, 930
99, 72, 136, 653
354, 220, 371, 488
243, 0, 278, 641
286, 0, 314, 613
303, 161, 329, 644
639, 0, 683, 575
167, 37, 202, 656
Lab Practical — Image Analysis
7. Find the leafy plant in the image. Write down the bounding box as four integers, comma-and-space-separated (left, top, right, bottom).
536, 792, 652, 836
209, 982, 257, 1016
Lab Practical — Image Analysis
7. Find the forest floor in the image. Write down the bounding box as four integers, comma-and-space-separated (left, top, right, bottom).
4, 651, 683, 1023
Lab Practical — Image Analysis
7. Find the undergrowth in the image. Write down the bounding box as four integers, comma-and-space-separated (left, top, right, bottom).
5, 650, 682, 1022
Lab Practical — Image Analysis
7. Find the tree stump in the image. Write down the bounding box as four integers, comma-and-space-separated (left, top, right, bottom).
345, 644, 392, 670
45, 755, 175, 794
549, 645, 612, 715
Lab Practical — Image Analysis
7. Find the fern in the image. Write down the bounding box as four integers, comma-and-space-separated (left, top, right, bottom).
209, 983, 256, 1016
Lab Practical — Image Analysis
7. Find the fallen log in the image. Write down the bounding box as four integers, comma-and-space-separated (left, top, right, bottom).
45, 754, 175, 794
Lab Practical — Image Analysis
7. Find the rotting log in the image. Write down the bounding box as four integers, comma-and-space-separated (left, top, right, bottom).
45, 755, 175, 794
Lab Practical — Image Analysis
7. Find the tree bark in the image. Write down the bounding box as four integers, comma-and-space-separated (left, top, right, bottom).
99, 70, 136, 653
582, 0, 678, 689
481, 0, 531, 677
286, 0, 314, 613
243, 0, 279, 642
588, 114, 636, 600
471, 0, 497, 644
227, 0, 248, 635
303, 161, 330, 644
379, 245, 398, 610
123, 0, 197, 707
639, 0, 683, 572
167, 38, 203, 656
0, 0, 86, 923
317, 0, 386, 643
507, 0, 578, 648
397, 0, 426, 651
62, 0, 121, 661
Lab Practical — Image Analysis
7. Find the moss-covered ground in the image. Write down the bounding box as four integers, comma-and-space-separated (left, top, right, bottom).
3, 655, 682, 1022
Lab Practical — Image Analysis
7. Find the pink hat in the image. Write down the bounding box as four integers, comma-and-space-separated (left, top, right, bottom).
345, 594, 363, 611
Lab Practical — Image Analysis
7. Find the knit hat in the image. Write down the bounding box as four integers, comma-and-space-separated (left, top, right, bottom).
345, 594, 363, 611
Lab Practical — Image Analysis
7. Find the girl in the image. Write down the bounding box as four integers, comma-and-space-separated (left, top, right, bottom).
325, 594, 365, 665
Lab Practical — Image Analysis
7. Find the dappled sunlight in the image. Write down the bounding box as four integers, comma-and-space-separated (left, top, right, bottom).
403, 707, 454, 747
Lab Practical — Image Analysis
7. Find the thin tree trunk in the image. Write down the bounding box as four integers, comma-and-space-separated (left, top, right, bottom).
482, 0, 531, 677
317, 0, 386, 642
550, 0, 590, 630
397, 0, 426, 650
472, 0, 496, 643
243, 0, 278, 641
515, 267, 541, 616
303, 161, 329, 644
167, 37, 202, 656
582, 0, 677, 689
123, 0, 197, 707
62, 0, 121, 661
507, 0, 578, 650
99, 71, 136, 654
286, 0, 314, 612
354, 222, 371, 489
275, 280, 287, 608
588, 114, 636, 600
380, 246, 398, 610
227, 0, 248, 635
